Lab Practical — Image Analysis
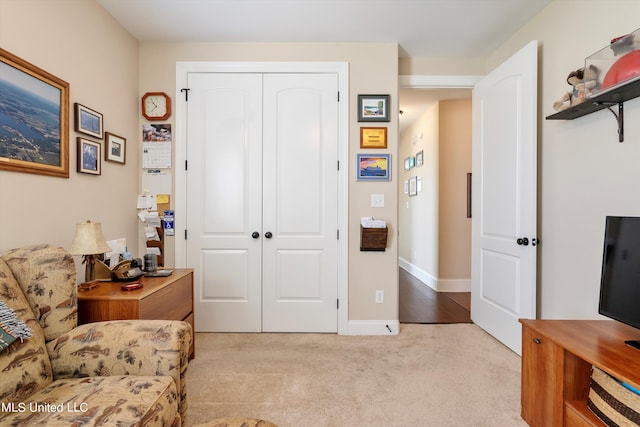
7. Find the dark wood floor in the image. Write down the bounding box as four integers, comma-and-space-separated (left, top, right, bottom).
399, 268, 472, 324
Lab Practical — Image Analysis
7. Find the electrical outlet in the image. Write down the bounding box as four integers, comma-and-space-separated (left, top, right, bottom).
375, 290, 384, 304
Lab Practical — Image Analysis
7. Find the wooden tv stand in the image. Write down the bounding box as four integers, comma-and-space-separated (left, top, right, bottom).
520, 319, 640, 427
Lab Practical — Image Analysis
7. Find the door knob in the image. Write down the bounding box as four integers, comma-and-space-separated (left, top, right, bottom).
516, 237, 529, 246
251, 232, 260, 239
265, 232, 273, 239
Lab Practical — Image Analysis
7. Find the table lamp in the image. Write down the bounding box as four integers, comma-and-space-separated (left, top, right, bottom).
69, 220, 111, 283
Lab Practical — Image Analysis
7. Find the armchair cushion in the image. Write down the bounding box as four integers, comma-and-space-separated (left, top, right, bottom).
0, 258, 53, 403
0, 375, 178, 426
1, 244, 77, 342
47, 319, 192, 420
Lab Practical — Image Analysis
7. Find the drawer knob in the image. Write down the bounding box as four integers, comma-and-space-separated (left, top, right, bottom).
533, 338, 542, 345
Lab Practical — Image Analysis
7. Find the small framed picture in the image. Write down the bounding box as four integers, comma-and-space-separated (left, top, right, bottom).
404, 156, 415, 171
358, 95, 390, 122
409, 176, 418, 196
416, 150, 424, 167
105, 132, 126, 164
357, 153, 391, 181
360, 127, 387, 148
74, 103, 103, 139
77, 137, 101, 175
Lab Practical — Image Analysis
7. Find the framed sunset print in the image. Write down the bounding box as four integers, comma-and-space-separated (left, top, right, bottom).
357, 153, 391, 181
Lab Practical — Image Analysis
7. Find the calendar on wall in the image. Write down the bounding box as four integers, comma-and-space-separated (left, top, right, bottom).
142, 123, 172, 169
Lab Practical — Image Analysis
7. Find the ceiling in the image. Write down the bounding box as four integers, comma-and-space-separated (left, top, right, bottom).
96, 0, 551, 132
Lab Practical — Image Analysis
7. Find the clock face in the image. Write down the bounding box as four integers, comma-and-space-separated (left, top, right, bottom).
142, 92, 171, 120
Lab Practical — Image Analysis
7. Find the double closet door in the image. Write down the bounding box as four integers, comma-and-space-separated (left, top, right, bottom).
186, 72, 339, 333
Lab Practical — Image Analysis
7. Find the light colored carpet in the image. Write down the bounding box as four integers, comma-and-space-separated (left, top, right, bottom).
185, 323, 528, 427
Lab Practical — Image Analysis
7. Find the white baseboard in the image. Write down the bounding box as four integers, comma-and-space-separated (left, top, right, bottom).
398, 257, 471, 292
348, 320, 399, 335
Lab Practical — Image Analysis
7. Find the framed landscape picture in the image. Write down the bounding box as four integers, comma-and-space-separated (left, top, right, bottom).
74, 103, 103, 139
357, 153, 391, 181
358, 95, 390, 122
0, 48, 69, 178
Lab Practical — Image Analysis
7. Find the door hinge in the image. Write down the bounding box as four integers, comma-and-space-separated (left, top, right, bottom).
337, 160, 340, 171
185, 160, 188, 170
184, 229, 188, 240
337, 229, 339, 240
337, 91, 340, 102
180, 88, 191, 101
337, 299, 339, 309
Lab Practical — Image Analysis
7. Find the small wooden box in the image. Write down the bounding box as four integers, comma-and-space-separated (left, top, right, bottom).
360, 225, 388, 251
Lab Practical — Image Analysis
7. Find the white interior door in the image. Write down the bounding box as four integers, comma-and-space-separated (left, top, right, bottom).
187, 73, 263, 332
262, 74, 338, 332
471, 40, 538, 355
186, 71, 338, 333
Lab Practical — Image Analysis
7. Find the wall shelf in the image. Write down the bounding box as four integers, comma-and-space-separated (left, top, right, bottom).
546, 75, 640, 142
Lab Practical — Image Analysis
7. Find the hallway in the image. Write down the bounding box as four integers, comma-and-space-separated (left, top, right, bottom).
399, 268, 471, 324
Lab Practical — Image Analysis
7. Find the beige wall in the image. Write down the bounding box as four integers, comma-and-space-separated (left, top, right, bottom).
487, 0, 640, 318
0, 0, 139, 281
138, 41, 400, 322
398, 99, 471, 290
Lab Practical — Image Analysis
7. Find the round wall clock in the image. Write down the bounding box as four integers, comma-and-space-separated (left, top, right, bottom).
142, 92, 171, 121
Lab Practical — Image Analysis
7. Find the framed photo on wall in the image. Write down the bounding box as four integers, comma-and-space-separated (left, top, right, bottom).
105, 132, 126, 164
74, 103, 103, 139
77, 137, 101, 175
358, 95, 390, 122
357, 153, 391, 181
0, 48, 69, 178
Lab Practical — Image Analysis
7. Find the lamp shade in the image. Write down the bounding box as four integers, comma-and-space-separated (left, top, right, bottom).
69, 220, 111, 255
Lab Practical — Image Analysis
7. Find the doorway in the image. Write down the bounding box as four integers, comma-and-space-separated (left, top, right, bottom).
397, 82, 475, 324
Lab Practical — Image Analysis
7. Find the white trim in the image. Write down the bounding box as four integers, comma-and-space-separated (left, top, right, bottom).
175, 61, 349, 335
348, 320, 399, 336
399, 257, 471, 293
399, 75, 483, 89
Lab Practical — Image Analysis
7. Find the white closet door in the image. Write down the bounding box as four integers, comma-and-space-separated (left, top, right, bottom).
261, 73, 339, 332
187, 73, 263, 332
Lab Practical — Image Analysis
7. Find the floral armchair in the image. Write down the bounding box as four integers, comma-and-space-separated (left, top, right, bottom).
0, 244, 192, 426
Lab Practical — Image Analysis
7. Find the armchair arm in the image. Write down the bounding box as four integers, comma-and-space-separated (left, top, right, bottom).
46, 320, 192, 420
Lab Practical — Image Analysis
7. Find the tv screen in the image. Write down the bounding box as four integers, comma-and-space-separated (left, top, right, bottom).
599, 216, 640, 330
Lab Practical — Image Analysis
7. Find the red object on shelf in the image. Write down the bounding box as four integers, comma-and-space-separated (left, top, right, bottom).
602, 50, 640, 89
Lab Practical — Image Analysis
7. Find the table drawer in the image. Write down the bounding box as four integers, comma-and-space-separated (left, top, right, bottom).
140, 273, 193, 321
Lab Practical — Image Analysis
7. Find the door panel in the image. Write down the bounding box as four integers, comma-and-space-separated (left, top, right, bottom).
262, 74, 338, 332
471, 40, 538, 354
187, 73, 263, 332
187, 72, 338, 333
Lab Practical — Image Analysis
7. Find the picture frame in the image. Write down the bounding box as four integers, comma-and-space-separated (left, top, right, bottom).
404, 156, 415, 171
74, 103, 103, 139
357, 153, 391, 181
409, 176, 418, 196
0, 48, 69, 178
105, 132, 126, 164
360, 127, 387, 149
77, 137, 101, 175
416, 150, 424, 167
358, 95, 390, 122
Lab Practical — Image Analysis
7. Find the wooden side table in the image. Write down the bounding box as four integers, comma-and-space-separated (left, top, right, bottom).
78, 269, 195, 360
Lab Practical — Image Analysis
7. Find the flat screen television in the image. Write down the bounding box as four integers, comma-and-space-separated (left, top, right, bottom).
599, 216, 640, 349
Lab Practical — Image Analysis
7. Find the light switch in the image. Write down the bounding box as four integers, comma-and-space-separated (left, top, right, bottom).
371, 194, 384, 208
